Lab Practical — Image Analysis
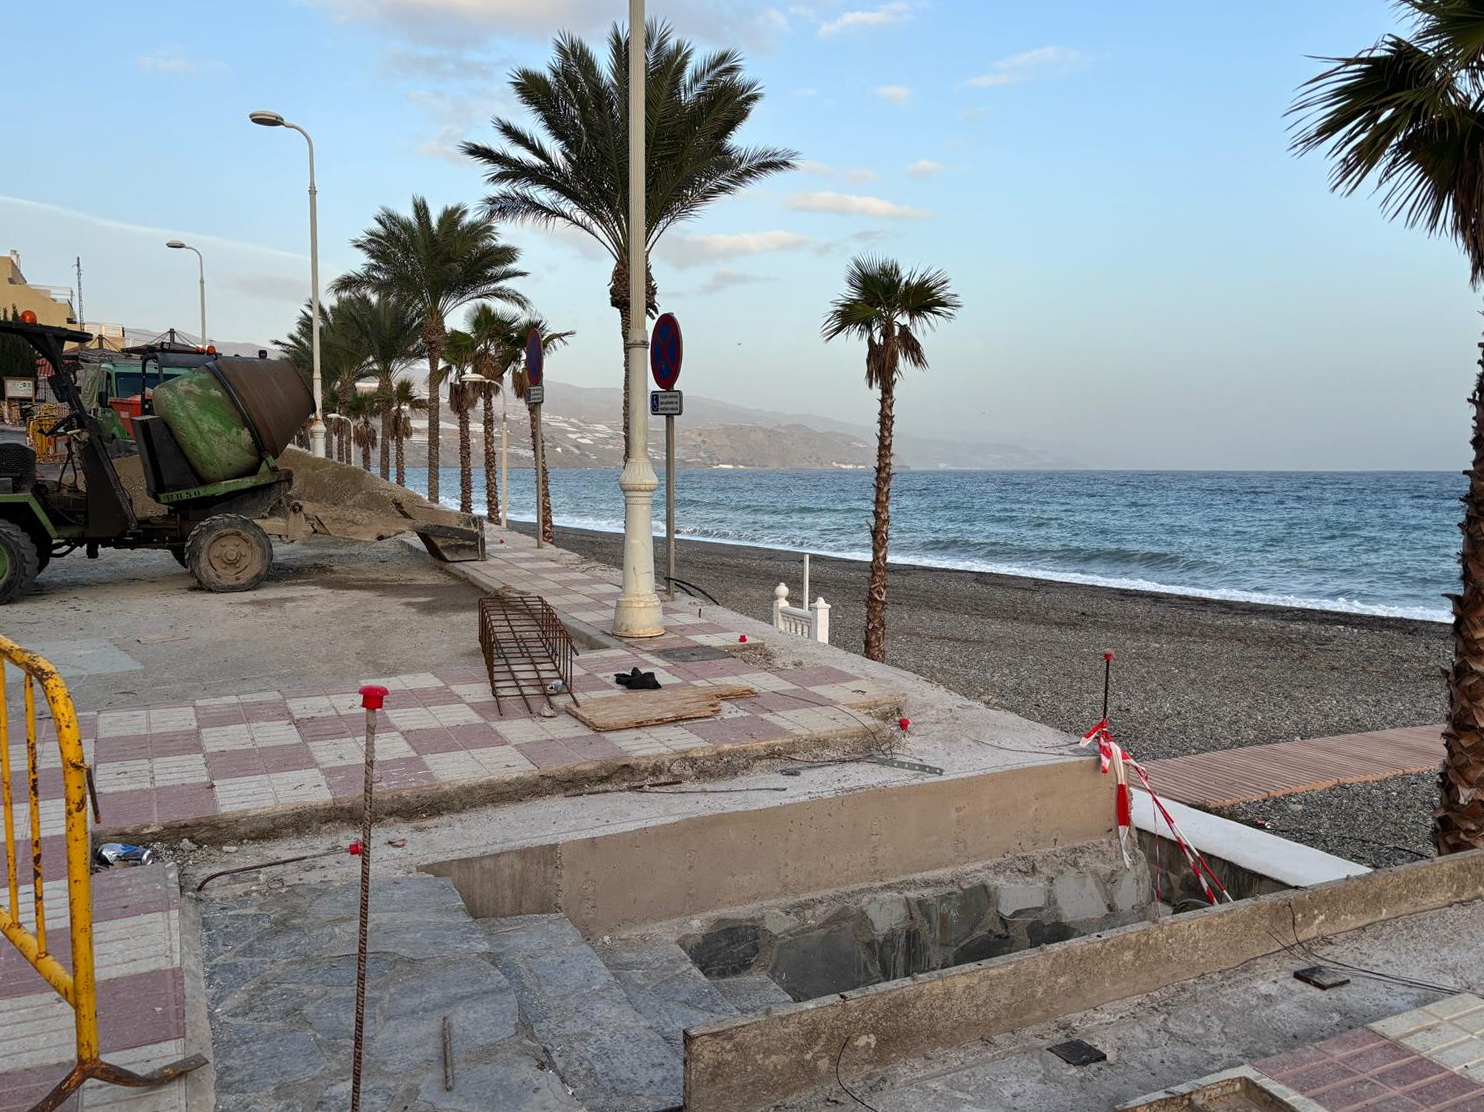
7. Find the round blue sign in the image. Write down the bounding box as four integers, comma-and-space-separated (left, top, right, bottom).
525, 328, 544, 386
650, 313, 682, 390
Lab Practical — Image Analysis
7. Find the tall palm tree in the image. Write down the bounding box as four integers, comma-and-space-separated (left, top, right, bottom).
463, 20, 797, 450
333, 197, 527, 503
274, 301, 360, 453
822, 257, 961, 663
387, 379, 426, 488
332, 292, 421, 479
510, 321, 574, 543
1292, 3, 1484, 854
443, 330, 479, 514
460, 303, 522, 525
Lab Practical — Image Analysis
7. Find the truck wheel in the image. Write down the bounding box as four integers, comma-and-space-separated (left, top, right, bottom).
0, 444, 37, 494
0, 520, 41, 603
185, 515, 272, 592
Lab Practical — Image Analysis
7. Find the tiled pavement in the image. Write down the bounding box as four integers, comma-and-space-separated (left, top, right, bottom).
0, 864, 191, 1112
1250, 995, 1484, 1111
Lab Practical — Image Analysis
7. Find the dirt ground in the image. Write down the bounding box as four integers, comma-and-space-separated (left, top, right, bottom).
2, 536, 486, 710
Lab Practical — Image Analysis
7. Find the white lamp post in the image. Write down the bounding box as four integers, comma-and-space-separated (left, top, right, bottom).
249, 110, 326, 459
164, 241, 207, 349
613, 0, 664, 637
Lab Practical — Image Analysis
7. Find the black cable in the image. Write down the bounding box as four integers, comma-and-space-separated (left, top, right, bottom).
1246, 823, 1429, 862
1266, 903, 1476, 997
835, 1037, 883, 1112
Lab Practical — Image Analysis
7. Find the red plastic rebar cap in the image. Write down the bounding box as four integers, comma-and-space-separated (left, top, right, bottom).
359, 685, 389, 710
1103, 651, 1114, 661
897, 717, 911, 731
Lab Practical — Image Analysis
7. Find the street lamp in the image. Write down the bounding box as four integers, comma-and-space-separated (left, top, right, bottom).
165, 241, 207, 349
613, 0, 664, 637
249, 109, 325, 459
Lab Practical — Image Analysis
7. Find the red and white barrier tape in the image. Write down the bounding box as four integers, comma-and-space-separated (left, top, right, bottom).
1080, 719, 1232, 906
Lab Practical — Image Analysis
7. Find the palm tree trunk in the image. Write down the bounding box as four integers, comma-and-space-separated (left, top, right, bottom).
378, 381, 392, 480
864, 376, 896, 663
1440, 358, 1484, 854
458, 395, 473, 514
424, 320, 445, 503
483, 389, 498, 524
360, 432, 372, 471
529, 403, 554, 543
395, 416, 406, 488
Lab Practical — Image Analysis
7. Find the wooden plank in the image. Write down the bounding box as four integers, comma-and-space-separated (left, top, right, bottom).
568, 683, 759, 731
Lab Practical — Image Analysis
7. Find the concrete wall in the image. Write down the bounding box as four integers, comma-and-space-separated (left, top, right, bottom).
426, 759, 1113, 934
681, 848, 1484, 1112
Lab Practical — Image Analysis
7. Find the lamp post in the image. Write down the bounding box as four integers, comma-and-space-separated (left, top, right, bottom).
249, 110, 325, 459
165, 241, 207, 349
613, 0, 664, 637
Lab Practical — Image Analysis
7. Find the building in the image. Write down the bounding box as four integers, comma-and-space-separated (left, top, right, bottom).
1, 250, 76, 327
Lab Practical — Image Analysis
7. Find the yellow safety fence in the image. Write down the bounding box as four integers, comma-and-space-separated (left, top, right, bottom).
0, 634, 204, 1112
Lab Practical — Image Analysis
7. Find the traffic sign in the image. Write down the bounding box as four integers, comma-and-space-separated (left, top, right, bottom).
650, 313, 682, 390
650, 390, 682, 417
525, 383, 545, 406
525, 328, 544, 386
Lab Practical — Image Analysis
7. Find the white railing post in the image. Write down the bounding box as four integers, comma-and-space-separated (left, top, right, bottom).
773, 583, 789, 631
811, 597, 831, 645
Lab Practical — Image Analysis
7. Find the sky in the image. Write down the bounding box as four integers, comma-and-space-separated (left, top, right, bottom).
3, 0, 1477, 469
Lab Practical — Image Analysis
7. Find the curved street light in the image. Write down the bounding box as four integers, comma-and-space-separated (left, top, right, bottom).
164, 241, 207, 349
249, 110, 325, 459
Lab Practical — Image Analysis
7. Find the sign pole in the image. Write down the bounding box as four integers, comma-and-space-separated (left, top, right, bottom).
665, 414, 675, 600
534, 403, 545, 549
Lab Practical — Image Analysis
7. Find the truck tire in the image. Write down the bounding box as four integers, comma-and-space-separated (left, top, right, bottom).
0, 520, 41, 604
185, 515, 272, 593
0, 444, 37, 494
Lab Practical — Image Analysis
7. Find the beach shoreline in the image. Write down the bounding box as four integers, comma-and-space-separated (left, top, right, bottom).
527, 521, 1449, 767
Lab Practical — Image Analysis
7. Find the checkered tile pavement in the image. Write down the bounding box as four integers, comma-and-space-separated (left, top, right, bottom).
0, 864, 189, 1112
1253, 996, 1484, 1110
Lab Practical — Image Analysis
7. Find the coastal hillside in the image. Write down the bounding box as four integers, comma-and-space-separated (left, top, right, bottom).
413, 380, 1072, 470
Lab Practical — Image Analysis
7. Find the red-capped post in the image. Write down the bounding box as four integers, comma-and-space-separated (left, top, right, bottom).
350, 684, 388, 1112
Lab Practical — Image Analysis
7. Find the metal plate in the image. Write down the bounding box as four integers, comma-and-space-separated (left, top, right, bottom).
1294, 966, 1351, 990
653, 645, 732, 663
1048, 1039, 1107, 1066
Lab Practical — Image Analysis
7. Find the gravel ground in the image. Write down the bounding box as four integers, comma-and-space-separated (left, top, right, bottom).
533, 524, 1451, 864
1213, 772, 1439, 868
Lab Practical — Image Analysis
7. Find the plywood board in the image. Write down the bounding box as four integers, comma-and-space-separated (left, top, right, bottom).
569, 683, 758, 731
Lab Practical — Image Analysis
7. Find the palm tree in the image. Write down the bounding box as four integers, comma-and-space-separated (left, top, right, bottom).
463, 20, 797, 450
333, 197, 527, 503
1292, 5, 1484, 854
274, 301, 360, 453
347, 391, 379, 471
822, 257, 961, 664
510, 321, 574, 543
387, 379, 426, 488
332, 292, 421, 479
460, 303, 522, 525
443, 330, 479, 514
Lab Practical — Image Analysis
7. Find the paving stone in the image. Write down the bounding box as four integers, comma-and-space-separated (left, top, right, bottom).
482, 915, 681, 1112
681, 922, 766, 979
914, 886, 992, 948
770, 919, 878, 1001
709, 971, 794, 1014
211, 1019, 326, 1094
1051, 873, 1108, 921
1109, 871, 1147, 914
595, 938, 738, 1053
414, 1044, 583, 1111
863, 895, 911, 934
995, 883, 1049, 919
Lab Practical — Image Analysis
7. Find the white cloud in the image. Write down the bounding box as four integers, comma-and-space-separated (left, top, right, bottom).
135, 46, 226, 74
844, 168, 879, 183
224, 273, 311, 304
906, 159, 943, 177
800, 162, 879, 182
698, 268, 771, 295
819, 1, 911, 37
659, 230, 812, 269
876, 84, 911, 105
785, 192, 930, 219
967, 46, 1086, 88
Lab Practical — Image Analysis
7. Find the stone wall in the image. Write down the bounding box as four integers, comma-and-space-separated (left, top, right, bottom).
671, 840, 1152, 1002
1135, 828, 1290, 909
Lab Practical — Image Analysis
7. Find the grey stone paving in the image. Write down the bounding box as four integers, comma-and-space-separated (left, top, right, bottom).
201, 875, 582, 1112
592, 937, 739, 1053
481, 916, 682, 1112
709, 971, 795, 1013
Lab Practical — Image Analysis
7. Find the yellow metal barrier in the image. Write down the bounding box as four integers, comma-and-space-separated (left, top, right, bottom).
0, 634, 205, 1112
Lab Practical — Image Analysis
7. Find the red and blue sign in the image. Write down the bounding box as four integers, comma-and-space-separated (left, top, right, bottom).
525, 328, 544, 386
650, 313, 682, 390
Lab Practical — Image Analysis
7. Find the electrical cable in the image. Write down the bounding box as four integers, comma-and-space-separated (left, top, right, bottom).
835, 1037, 884, 1112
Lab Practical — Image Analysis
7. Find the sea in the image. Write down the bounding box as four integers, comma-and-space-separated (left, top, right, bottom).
407, 467, 1463, 625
